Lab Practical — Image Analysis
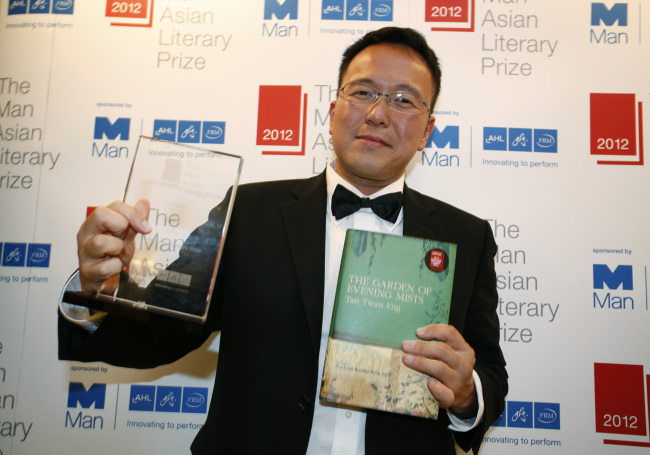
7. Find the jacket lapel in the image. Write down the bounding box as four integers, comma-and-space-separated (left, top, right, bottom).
403, 185, 443, 240
280, 172, 328, 359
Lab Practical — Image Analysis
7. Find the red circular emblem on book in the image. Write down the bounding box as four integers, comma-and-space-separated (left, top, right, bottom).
425, 249, 448, 272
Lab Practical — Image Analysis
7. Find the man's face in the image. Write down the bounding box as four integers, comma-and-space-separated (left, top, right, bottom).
330, 43, 436, 194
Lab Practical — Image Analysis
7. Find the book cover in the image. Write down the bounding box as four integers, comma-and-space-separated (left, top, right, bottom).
320, 229, 456, 419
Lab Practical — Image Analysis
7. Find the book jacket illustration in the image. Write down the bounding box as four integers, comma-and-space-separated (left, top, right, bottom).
320, 229, 457, 419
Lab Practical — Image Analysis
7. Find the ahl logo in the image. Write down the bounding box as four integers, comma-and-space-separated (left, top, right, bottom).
8, 0, 73, 15
257, 85, 307, 155
483, 127, 558, 153
590, 93, 644, 165
1, 243, 51, 268
593, 264, 636, 310
105, 0, 153, 27
590, 3, 634, 44
129, 385, 208, 414
153, 120, 225, 144
492, 400, 560, 430
425, 0, 475, 32
595, 363, 650, 447
321, 0, 393, 22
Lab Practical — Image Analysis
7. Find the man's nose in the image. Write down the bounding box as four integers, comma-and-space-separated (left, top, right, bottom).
366, 94, 392, 124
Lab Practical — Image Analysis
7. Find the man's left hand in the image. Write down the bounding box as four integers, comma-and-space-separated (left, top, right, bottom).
402, 324, 477, 417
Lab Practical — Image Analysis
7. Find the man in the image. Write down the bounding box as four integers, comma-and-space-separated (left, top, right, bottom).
60, 27, 507, 454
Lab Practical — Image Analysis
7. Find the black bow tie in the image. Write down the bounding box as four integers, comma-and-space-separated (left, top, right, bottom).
331, 184, 403, 223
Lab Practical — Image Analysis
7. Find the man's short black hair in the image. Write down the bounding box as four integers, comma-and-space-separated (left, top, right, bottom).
338, 27, 442, 112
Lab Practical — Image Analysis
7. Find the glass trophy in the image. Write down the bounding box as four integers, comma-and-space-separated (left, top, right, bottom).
64, 136, 243, 324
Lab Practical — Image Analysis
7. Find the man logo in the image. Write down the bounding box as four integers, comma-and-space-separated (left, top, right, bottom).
93, 117, 130, 141
593, 264, 633, 290
264, 0, 298, 20
67, 383, 106, 410
426, 125, 459, 149
591, 3, 627, 26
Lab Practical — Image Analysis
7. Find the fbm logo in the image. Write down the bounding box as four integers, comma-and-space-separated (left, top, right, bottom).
65, 382, 106, 430
590, 3, 630, 44
593, 264, 634, 310
422, 125, 460, 167
92, 117, 131, 159
263, 0, 298, 37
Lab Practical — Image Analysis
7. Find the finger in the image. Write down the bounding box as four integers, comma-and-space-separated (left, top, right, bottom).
80, 257, 125, 288
79, 234, 129, 262
402, 350, 450, 381
78, 200, 151, 246
79, 257, 124, 293
415, 324, 469, 351
402, 339, 456, 365
427, 377, 454, 408
123, 199, 151, 243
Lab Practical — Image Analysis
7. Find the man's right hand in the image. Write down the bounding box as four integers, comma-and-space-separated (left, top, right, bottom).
77, 199, 152, 293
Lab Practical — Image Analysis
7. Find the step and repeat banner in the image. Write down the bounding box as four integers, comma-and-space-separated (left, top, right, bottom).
1, 0, 648, 454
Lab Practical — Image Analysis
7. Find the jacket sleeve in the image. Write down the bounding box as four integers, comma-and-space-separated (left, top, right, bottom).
453, 221, 508, 453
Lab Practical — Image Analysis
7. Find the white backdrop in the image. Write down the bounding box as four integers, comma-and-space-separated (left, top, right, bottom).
1, 0, 648, 454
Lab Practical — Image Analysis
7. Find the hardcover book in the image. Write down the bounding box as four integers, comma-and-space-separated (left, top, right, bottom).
320, 229, 456, 419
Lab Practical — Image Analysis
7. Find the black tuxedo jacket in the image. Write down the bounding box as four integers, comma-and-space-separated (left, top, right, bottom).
59, 172, 507, 454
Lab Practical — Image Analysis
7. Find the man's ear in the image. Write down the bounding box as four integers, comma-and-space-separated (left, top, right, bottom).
417, 115, 435, 151
329, 101, 336, 135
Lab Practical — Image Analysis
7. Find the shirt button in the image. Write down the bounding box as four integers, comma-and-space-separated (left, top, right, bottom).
298, 395, 310, 411
345, 411, 352, 419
